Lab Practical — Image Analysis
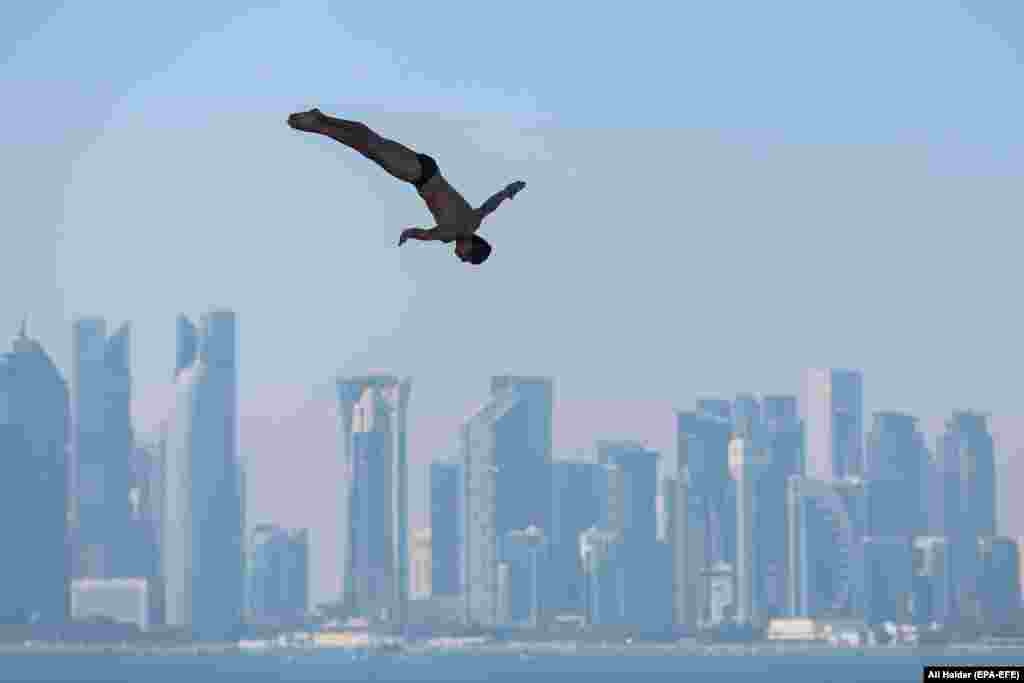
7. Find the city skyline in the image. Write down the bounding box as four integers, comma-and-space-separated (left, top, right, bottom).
1, 315, 1022, 641
3, 315, 1024, 608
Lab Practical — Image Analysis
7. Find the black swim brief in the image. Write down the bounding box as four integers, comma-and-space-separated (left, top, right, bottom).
414, 153, 439, 189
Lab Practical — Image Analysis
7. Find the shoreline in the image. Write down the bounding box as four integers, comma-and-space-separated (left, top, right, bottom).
2, 641, 1024, 658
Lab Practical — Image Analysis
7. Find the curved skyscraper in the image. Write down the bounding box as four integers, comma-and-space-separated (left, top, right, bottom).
336, 375, 411, 626
163, 311, 243, 640
460, 385, 521, 628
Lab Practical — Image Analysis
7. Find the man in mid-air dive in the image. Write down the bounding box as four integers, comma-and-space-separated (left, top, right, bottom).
287, 108, 526, 265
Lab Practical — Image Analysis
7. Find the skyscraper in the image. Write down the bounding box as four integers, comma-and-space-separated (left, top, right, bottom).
336, 375, 411, 626
163, 311, 243, 640
937, 411, 996, 618
802, 368, 864, 481
912, 536, 954, 626
459, 386, 521, 628
490, 376, 553, 536
0, 324, 70, 624
865, 412, 928, 538
785, 477, 859, 618
667, 469, 700, 632
728, 417, 770, 625
429, 462, 463, 598
596, 441, 665, 630
248, 525, 309, 624
72, 318, 134, 579
677, 409, 733, 568
763, 395, 803, 478
760, 395, 803, 619
977, 537, 1021, 630
129, 440, 164, 625
596, 441, 658, 547
549, 460, 603, 614
861, 536, 913, 625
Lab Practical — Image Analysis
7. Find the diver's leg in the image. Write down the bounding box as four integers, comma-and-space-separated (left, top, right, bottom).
287, 109, 422, 183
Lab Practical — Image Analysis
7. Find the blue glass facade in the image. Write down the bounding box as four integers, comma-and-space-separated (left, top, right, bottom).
0, 329, 70, 624
248, 525, 309, 623
548, 461, 602, 613
72, 318, 134, 579
862, 536, 913, 625
429, 462, 463, 597
491, 377, 552, 538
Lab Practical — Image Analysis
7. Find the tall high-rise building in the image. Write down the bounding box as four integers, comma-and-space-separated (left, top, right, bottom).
861, 536, 913, 625
728, 417, 771, 625
490, 376, 553, 536
336, 375, 411, 626
596, 441, 658, 547
0, 324, 71, 624
785, 477, 860, 618
677, 409, 733, 569
460, 386, 521, 627
865, 412, 929, 538
596, 441, 666, 630
129, 440, 164, 625
248, 525, 309, 624
163, 311, 243, 640
912, 536, 954, 626
760, 395, 803, 619
549, 460, 602, 614
802, 368, 864, 481
72, 318, 134, 579
429, 462, 463, 598
763, 395, 804, 478
667, 469, 702, 632
937, 411, 996, 617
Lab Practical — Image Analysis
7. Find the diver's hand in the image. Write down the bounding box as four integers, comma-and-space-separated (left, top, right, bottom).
506, 180, 526, 199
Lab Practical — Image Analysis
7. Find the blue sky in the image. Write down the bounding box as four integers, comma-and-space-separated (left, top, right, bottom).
4, 1, 1023, 600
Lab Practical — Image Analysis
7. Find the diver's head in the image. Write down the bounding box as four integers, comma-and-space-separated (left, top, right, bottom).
455, 235, 492, 265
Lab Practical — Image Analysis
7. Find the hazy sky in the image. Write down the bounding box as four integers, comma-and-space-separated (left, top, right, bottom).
3, 2, 1022, 602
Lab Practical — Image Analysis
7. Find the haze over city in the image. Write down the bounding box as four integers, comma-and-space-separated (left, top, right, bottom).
3, 1, 1023, 609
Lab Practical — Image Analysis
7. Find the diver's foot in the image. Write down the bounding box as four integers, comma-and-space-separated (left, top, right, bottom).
287, 108, 326, 133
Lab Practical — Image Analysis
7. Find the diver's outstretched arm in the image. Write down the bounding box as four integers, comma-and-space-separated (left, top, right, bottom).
398, 225, 461, 245
288, 108, 423, 184
476, 180, 526, 220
